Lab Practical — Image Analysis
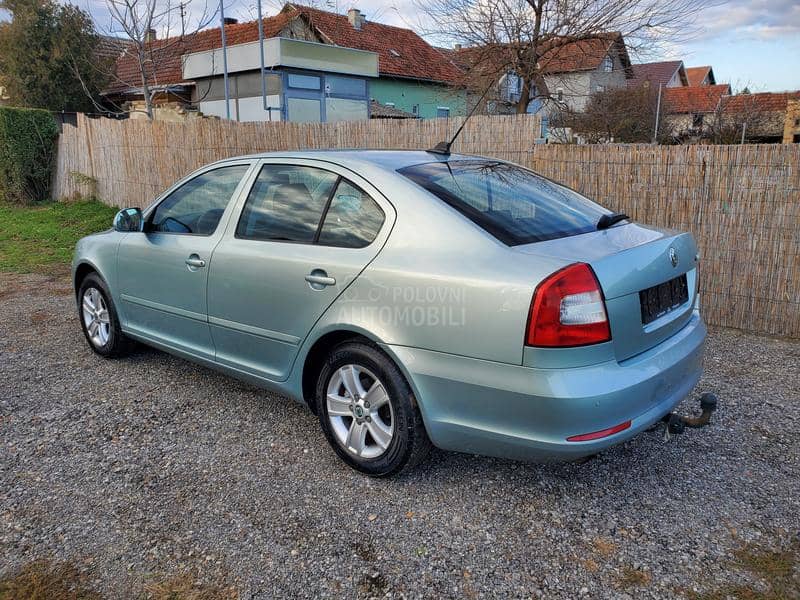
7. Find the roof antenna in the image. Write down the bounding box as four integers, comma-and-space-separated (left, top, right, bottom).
428, 80, 496, 155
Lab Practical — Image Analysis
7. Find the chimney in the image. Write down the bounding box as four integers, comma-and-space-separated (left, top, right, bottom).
223, 17, 238, 25
347, 8, 366, 30
145, 28, 157, 42
454, 43, 462, 51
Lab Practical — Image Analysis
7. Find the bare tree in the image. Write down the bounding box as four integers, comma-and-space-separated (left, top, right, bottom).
553, 84, 672, 143
420, 0, 719, 114
704, 92, 784, 144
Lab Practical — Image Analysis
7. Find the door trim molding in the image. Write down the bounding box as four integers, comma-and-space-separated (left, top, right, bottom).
209, 315, 301, 345
121, 294, 207, 322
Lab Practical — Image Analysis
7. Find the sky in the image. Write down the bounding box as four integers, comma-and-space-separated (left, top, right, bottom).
5, 0, 800, 92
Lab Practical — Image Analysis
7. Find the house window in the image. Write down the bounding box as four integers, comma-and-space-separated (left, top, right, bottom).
437, 107, 450, 118
412, 104, 419, 115
596, 85, 605, 93
325, 97, 368, 122
795, 118, 800, 127
556, 88, 564, 102
602, 56, 613, 72
503, 72, 522, 102
287, 74, 321, 90
325, 76, 366, 97
692, 114, 703, 128
285, 72, 369, 123
287, 97, 322, 122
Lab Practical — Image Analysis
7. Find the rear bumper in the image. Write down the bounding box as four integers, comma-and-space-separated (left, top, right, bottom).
388, 311, 706, 462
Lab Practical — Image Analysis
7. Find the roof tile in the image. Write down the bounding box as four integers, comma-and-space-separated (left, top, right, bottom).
685, 66, 712, 87
722, 91, 800, 114
663, 84, 731, 114
628, 60, 683, 88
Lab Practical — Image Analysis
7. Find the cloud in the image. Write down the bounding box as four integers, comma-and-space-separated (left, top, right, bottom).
691, 0, 800, 42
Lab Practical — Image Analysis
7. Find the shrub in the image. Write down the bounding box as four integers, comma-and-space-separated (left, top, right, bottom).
0, 106, 60, 204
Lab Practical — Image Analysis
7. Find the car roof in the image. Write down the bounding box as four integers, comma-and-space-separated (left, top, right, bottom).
215, 149, 481, 172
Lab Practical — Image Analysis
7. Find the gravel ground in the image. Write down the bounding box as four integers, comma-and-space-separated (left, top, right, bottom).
1, 272, 798, 599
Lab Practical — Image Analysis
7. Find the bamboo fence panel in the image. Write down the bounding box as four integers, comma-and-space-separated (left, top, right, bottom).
54, 113, 542, 205
53, 114, 799, 338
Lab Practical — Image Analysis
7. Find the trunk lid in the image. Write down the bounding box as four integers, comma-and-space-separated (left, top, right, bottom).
515, 223, 699, 361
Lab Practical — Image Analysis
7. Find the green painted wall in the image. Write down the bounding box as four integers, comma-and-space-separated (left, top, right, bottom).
369, 78, 466, 119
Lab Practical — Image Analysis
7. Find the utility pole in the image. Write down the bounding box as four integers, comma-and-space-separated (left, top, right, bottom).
740, 121, 747, 144
179, 2, 186, 37
219, 0, 231, 120
652, 84, 662, 144
256, 0, 268, 114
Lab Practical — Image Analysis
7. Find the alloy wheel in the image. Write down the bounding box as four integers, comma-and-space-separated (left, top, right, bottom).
82, 287, 111, 348
326, 364, 394, 459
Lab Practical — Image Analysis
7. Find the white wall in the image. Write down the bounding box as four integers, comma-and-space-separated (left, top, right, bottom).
199, 95, 282, 121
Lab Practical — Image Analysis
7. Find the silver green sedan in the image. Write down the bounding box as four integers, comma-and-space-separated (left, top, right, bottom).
72, 151, 705, 476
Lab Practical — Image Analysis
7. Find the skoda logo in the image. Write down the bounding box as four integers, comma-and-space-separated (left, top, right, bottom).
669, 247, 678, 268
354, 406, 365, 418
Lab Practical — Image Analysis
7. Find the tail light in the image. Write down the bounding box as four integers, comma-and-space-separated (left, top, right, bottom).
526, 263, 611, 347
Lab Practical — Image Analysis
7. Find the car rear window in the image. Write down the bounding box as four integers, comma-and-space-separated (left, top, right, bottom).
397, 160, 607, 245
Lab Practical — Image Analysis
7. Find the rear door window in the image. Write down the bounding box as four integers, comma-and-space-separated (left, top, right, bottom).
237, 165, 385, 247
236, 165, 338, 242
318, 181, 385, 248
398, 160, 607, 245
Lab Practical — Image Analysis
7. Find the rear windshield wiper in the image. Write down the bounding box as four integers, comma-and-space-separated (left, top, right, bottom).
597, 212, 629, 230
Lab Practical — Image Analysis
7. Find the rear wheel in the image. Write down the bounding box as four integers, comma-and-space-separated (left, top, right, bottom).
78, 273, 133, 358
316, 341, 431, 476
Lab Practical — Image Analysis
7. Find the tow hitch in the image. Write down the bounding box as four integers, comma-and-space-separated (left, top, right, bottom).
659, 393, 718, 440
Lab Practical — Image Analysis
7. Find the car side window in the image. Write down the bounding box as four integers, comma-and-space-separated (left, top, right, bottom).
150, 165, 250, 235
236, 165, 339, 243
318, 181, 385, 248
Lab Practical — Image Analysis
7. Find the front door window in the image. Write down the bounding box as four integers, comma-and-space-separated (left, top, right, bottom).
149, 165, 250, 235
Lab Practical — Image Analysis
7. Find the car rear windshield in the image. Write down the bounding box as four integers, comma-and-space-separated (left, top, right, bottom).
397, 160, 607, 245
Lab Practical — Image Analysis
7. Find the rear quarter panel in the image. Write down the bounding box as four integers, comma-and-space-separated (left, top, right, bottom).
309, 172, 567, 365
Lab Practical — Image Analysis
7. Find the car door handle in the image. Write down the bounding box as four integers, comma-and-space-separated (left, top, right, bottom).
305, 272, 336, 287
185, 256, 206, 268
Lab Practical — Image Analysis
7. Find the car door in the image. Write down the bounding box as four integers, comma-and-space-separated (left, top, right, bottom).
207, 159, 394, 381
117, 161, 255, 360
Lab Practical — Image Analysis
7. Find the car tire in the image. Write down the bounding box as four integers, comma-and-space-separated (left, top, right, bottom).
77, 273, 134, 358
316, 341, 432, 477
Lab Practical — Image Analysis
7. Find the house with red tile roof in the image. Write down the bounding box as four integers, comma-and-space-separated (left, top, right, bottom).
447, 33, 632, 116
662, 84, 731, 138
627, 60, 687, 89
106, 4, 465, 121
721, 91, 800, 142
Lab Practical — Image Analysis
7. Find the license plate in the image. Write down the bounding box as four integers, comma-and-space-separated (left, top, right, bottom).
639, 275, 689, 325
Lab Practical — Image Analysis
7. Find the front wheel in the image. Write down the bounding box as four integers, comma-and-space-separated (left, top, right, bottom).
316, 341, 431, 477
78, 273, 133, 358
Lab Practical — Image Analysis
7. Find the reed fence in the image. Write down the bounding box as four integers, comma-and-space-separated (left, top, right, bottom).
53, 114, 799, 338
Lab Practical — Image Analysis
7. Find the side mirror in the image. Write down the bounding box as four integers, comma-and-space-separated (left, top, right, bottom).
113, 208, 143, 232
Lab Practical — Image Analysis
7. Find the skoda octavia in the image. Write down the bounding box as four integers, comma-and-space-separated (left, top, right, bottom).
72, 151, 705, 476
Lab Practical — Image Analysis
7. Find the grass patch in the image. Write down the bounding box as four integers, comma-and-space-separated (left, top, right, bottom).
143, 574, 237, 600
616, 565, 652, 589
591, 537, 617, 558
0, 559, 101, 600
0, 201, 117, 274
689, 540, 799, 600
0, 560, 237, 600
